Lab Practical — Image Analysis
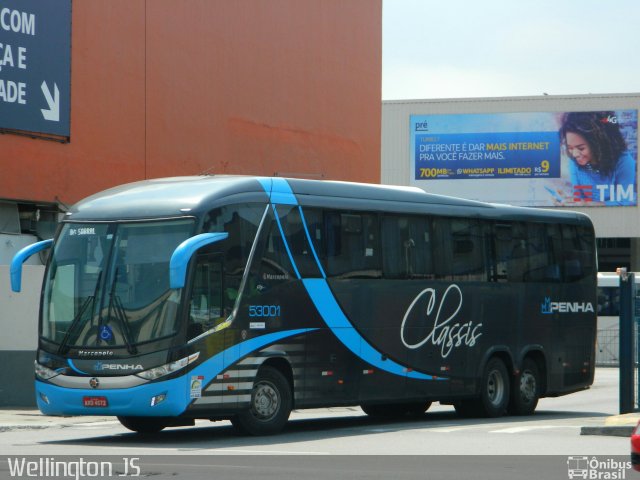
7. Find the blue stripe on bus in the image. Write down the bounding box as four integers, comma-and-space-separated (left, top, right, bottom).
67, 359, 89, 375
298, 206, 327, 279
257, 177, 298, 205
258, 178, 441, 381
272, 204, 301, 279
37, 328, 315, 417
302, 278, 437, 381
188, 327, 315, 383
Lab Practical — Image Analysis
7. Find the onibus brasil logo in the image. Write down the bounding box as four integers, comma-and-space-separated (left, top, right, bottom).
567, 456, 631, 479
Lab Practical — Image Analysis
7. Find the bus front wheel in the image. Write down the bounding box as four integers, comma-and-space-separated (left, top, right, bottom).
232, 366, 292, 435
479, 357, 510, 417
117, 416, 167, 434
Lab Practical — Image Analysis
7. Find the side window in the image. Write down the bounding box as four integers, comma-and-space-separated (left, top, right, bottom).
523, 223, 546, 282
188, 254, 224, 340
561, 224, 595, 282
304, 209, 381, 279
203, 203, 265, 298
382, 215, 433, 279
325, 211, 380, 278
279, 206, 323, 278
545, 224, 563, 282
250, 208, 295, 294
492, 222, 528, 282
450, 219, 486, 282
432, 217, 453, 280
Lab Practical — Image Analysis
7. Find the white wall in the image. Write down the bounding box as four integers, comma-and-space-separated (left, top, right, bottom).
0, 265, 44, 351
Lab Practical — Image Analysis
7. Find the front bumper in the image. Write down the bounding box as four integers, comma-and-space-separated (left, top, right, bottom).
35, 375, 189, 417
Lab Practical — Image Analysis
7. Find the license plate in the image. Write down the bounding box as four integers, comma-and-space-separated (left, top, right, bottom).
83, 396, 108, 407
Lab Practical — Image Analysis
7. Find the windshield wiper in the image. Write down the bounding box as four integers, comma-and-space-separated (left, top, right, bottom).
106, 268, 137, 355
57, 271, 101, 355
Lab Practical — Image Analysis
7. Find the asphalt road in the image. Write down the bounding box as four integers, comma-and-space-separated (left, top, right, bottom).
0, 368, 634, 479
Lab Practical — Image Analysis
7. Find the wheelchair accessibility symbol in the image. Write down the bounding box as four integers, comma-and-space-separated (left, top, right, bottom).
99, 325, 113, 341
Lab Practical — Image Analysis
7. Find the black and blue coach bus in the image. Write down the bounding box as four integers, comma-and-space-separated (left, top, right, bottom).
10, 176, 597, 434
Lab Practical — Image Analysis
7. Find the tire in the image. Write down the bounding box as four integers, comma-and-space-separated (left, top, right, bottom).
478, 357, 510, 417
361, 401, 432, 418
508, 358, 540, 416
232, 366, 292, 436
117, 416, 167, 434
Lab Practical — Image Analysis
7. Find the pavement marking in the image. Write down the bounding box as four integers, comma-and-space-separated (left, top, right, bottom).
206, 449, 329, 455
73, 420, 122, 427
489, 425, 580, 434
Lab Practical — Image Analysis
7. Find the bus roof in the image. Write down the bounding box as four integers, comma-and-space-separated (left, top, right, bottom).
66, 175, 593, 227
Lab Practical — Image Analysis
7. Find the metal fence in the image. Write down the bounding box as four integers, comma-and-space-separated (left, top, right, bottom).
596, 327, 619, 367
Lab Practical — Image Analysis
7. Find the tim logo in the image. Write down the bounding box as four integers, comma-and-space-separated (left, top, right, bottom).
415, 121, 429, 131
542, 297, 594, 315
574, 184, 634, 204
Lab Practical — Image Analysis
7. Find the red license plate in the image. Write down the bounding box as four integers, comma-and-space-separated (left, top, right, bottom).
83, 396, 108, 407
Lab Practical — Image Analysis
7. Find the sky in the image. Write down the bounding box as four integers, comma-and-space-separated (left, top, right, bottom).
382, 0, 640, 100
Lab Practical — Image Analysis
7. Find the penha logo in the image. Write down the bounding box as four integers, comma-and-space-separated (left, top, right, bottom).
542, 297, 594, 315
94, 361, 143, 371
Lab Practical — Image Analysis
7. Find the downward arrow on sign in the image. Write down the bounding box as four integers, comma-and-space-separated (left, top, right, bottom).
40, 81, 60, 122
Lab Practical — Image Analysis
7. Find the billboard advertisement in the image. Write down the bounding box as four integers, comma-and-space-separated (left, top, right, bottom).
410, 110, 638, 207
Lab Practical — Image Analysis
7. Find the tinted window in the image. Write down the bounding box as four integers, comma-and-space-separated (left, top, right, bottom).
381, 215, 434, 279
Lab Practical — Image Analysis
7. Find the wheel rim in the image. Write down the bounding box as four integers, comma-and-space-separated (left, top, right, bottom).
519, 370, 537, 403
251, 380, 280, 421
487, 369, 505, 406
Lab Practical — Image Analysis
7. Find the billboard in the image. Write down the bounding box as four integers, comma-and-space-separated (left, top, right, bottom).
410, 110, 638, 207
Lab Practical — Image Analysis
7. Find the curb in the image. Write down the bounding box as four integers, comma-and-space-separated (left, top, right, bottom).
581, 426, 634, 437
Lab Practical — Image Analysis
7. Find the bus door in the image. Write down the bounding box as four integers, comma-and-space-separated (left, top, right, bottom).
187, 252, 239, 407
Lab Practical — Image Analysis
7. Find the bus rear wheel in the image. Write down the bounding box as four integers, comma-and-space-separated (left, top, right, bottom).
117, 416, 167, 434
232, 366, 292, 436
508, 358, 540, 415
361, 401, 431, 418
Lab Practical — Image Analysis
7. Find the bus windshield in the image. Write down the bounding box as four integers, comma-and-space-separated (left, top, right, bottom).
42, 219, 195, 350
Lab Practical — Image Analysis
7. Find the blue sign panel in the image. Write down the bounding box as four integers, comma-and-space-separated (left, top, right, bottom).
414, 131, 560, 180
0, 0, 71, 137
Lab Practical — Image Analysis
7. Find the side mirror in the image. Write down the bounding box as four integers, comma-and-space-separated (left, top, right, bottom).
169, 233, 229, 289
10, 239, 54, 292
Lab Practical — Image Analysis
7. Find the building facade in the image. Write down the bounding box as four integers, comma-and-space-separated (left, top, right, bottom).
0, 0, 382, 405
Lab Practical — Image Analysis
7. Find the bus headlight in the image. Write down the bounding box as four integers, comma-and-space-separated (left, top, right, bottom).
35, 361, 61, 380
136, 352, 200, 381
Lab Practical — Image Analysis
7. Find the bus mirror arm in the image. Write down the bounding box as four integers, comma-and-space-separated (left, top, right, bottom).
169, 232, 229, 289
10, 239, 54, 293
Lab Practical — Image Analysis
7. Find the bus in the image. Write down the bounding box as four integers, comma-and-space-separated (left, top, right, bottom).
10, 176, 597, 435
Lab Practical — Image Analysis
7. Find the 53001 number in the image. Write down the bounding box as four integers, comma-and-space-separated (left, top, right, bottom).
248, 305, 281, 317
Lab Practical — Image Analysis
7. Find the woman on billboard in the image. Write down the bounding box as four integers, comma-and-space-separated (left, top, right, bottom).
559, 111, 636, 206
